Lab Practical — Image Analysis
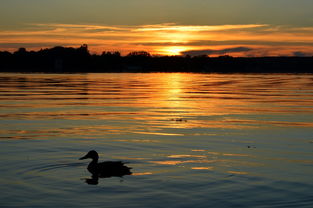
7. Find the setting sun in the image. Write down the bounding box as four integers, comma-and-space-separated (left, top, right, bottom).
160, 46, 191, 56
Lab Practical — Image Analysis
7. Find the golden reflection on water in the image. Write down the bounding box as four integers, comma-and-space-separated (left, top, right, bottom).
227, 171, 248, 175
132, 172, 153, 176
1, 73, 313, 140
148, 151, 260, 174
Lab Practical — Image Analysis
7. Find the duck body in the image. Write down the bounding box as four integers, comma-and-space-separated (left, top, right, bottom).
88, 160, 132, 177
80, 150, 132, 178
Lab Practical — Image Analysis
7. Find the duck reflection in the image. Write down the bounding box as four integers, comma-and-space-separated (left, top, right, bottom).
80, 150, 132, 185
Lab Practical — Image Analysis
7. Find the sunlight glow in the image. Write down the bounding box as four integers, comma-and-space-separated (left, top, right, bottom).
161, 46, 190, 56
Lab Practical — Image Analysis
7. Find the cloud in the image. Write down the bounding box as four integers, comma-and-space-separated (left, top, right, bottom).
134, 23, 267, 32
181, 47, 253, 56
32, 23, 127, 32
0, 42, 75, 49
293, 51, 313, 57
138, 40, 313, 47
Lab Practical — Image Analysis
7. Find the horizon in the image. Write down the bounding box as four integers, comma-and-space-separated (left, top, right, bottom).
2, 44, 313, 58
1, 0, 313, 57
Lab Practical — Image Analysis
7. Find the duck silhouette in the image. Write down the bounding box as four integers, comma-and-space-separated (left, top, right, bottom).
79, 150, 132, 184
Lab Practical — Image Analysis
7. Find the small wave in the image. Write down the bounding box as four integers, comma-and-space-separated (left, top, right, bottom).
32, 162, 85, 173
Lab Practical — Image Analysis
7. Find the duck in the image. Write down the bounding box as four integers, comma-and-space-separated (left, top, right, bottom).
79, 150, 132, 178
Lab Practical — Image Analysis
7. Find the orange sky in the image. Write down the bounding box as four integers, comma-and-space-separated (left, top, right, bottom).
1, 23, 313, 56
1, 0, 313, 56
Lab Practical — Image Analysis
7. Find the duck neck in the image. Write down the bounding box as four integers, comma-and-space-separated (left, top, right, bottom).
91, 157, 98, 163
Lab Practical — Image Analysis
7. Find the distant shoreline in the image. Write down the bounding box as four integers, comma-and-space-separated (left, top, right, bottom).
1, 45, 312, 73
1, 71, 313, 75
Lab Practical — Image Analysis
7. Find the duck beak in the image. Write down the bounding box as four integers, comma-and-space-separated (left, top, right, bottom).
79, 155, 88, 160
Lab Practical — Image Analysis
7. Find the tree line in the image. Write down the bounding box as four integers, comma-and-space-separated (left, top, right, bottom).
0, 45, 312, 73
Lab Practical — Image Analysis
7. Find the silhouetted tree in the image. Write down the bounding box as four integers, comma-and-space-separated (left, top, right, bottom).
14, 47, 27, 55
0, 45, 312, 73
127, 51, 151, 57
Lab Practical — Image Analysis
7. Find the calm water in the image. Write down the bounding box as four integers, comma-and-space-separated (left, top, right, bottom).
0, 73, 312, 208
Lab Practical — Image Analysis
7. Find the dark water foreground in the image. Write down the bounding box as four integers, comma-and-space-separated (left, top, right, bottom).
0, 73, 312, 207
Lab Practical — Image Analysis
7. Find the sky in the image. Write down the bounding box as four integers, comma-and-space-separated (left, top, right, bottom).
0, 0, 313, 56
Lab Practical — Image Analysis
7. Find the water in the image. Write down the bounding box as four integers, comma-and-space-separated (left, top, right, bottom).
0, 73, 312, 208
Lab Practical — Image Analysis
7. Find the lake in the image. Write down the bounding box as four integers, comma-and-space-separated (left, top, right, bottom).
0, 73, 312, 208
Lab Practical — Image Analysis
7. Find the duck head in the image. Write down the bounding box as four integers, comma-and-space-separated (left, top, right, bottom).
80, 150, 99, 161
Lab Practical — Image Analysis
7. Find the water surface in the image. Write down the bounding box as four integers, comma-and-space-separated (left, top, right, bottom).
0, 73, 312, 207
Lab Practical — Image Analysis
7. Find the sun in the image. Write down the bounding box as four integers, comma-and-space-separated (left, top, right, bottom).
160, 46, 189, 56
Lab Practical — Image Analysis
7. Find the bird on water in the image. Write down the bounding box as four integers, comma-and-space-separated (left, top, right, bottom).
79, 150, 132, 178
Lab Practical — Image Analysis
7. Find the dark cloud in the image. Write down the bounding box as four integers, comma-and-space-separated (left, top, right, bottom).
181, 47, 253, 56
293, 51, 312, 57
